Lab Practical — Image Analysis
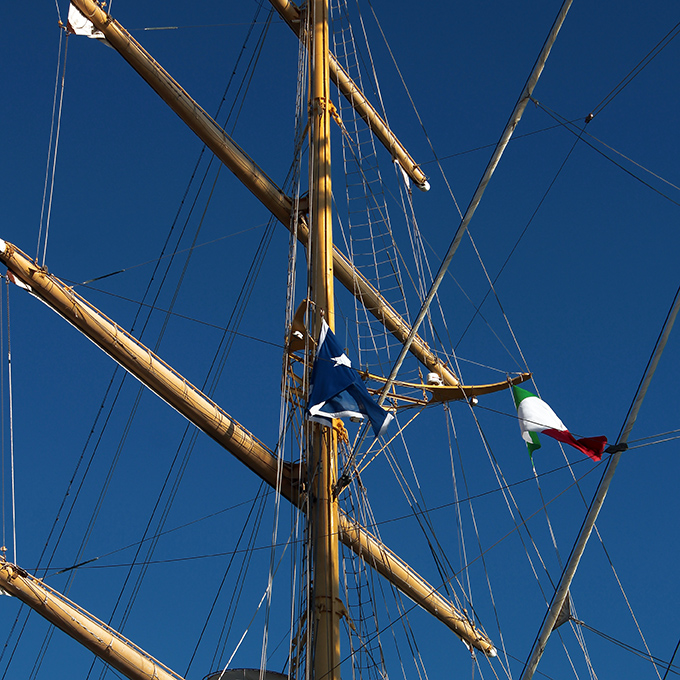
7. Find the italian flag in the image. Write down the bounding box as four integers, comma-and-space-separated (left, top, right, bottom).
512, 385, 607, 462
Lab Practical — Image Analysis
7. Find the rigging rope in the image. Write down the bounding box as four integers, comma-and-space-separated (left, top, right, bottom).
451, 121, 587, 358
589, 19, 680, 120
37, 32, 69, 268
189, 484, 270, 676
0, 280, 4, 561
424, 122, 578, 165
331, 0, 424, 394
444, 406, 511, 678
364, 0, 464, 221
4, 281, 17, 565
580, 622, 680, 678
531, 100, 680, 209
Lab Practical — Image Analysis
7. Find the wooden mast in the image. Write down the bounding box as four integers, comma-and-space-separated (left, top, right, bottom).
308, 0, 341, 677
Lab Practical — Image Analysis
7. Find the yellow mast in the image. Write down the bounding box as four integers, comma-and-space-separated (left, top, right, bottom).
308, 0, 341, 677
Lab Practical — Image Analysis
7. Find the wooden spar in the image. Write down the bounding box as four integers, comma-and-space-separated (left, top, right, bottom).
0, 241, 299, 499
67, 0, 458, 387
340, 517, 497, 657
0, 240, 299, 503
0, 239, 495, 655
0, 560, 185, 680
266, 0, 429, 191
363, 370, 532, 402
309, 0, 342, 674
69, 0, 292, 225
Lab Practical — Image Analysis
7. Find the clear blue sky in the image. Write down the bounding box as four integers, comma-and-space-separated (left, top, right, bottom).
2, 1, 680, 679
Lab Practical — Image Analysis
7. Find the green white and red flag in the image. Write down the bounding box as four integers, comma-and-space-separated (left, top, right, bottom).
511, 385, 607, 461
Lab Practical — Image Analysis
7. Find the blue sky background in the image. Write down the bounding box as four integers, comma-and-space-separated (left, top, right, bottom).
2, 1, 680, 679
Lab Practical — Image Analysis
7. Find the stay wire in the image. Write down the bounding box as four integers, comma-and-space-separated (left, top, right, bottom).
93, 180, 277, 680
75, 223, 268, 287
589, 19, 680, 120
592, 130, 680, 193
18, 366, 135, 680
211, 492, 267, 667
421, 122, 578, 166
21, 7, 277, 676
444, 407, 473, 617
84, 175, 233, 675
376, 419, 476, 621
98, 10, 280, 671
453, 122, 587, 358
36, 29, 66, 264
103, 10, 279, 677
0, 279, 4, 559
627, 433, 680, 449
540, 420, 663, 677
39, 32, 70, 268
470, 411, 561, 640
87, 166, 230, 640
364, 0, 464, 222
217, 525, 294, 677
33, 447, 602, 577
591, 522, 662, 679
70, 282, 283, 350
444, 406, 511, 678
385, 436, 462, 606
661, 639, 680, 680
575, 622, 680, 677
32, 31, 231, 583
188, 482, 268, 677
353, 1, 484, 386
531, 100, 680, 209
342, 460, 431, 680
40, 448, 599, 576
4, 281, 17, 565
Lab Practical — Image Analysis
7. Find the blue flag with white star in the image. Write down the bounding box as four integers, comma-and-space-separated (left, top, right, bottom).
307, 320, 393, 438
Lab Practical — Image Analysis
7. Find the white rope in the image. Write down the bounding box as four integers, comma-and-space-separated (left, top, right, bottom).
218, 531, 293, 678
0, 279, 4, 560
53, 0, 62, 25
40, 33, 70, 268
444, 408, 474, 623
5, 281, 17, 564
36, 29, 63, 262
